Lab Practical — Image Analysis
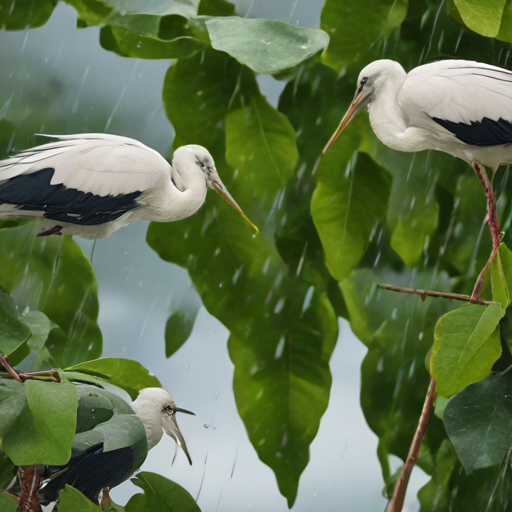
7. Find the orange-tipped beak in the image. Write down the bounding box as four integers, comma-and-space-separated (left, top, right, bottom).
211, 177, 259, 236
322, 90, 364, 155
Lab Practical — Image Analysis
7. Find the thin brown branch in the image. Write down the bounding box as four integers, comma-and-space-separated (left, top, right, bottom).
385, 378, 436, 512
0, 355, 22, 382
378, 284, 492, 306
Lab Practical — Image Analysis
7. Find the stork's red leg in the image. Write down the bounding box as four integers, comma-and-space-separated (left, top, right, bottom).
17, 465, 41, 512
471, 162, 500, 302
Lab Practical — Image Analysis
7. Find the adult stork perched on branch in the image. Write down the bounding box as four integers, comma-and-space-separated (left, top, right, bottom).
0, 134, 258, 239
323, 59, 512, 301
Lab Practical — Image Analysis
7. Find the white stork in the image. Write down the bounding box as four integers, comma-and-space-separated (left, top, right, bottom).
0, 134, 258, 239
323, 59, 512, 301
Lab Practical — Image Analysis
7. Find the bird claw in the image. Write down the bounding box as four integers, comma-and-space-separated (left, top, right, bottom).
37, 225, 63, 237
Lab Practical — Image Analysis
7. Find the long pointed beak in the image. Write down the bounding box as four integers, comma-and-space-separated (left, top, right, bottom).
163, 413, 193, 465
210, 172, 259, 236
322, 89, 366, 155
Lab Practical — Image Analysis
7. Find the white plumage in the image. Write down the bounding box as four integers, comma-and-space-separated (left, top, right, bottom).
0, 134, 257, 240
323, 59, 512, 300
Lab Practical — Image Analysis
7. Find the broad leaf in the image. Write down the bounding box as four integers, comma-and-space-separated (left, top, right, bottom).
165, 310, 196, 358
0, 0, 56, 30
3, 380, 77, 465
453, 0, 507, 37
59, 485, 102, 512
65, 358, 161, 400
225, 69, 298, 198
312, 151, 391, 281
163, 49, 238, 148
0, 492, 17, 512
206, 17, 329, 73
0, 378, 26, 436
342, 268, 452, 482
444, 368, 512, 472
126, 472, 200, 512
431, 303, 504, 397
0, 287, 30, 355
320, 0, 408, 71
0, 224, 102, 367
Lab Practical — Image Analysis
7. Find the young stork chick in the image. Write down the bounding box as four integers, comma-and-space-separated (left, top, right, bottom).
37, 387, 194, 508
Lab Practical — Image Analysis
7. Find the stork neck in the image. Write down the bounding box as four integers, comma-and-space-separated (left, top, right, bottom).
131, 400, 163, 450
367, 72, 413, 152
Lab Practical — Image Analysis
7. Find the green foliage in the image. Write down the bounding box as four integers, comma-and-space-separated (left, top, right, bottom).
431, 303, 503, 397
0, 0, 56, 30
0, 224, 102, 367
0, 287, 31, 355
0, 492, 17, 512
165, 310, 195, 357
64, 358, 161, 400
59, 485, 102, 512
206, 17, 329, 73
444, 368, 512, 473
3, 380, 77, 465
4, 0, 512, 509
126, 472, 200, 512
312, 152, 391, 281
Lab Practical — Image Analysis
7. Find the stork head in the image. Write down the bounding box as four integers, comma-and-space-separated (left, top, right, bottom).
172, 145, 258, 235
322, 59, 405, 154
131, 387, 194, 465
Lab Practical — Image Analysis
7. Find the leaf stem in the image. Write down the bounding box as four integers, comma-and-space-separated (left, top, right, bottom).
385, 378, 436, 512
377, 284, 492, 306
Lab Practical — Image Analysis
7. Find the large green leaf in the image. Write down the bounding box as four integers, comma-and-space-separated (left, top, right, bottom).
126, 472, 200, 512
22, 309, 55, 369
3, 380, 77, 465
0, 224, 102, 367
431, 303, 504, 397
225, 69, 299, 199
65, 358, 161, 400
59, 485, 102, 512
342, 268, 452, 482
0, 287, 31, 355
229, 290, 337, 506
312, 151, 391, 281
162, 49, 238, 148
165, 310, 196, 358
444, 368, 512, 473
0, 378, 26, 436
206, 17, 329, 74
0, 0, 56, 30
0, 492, 17, 512
320, 0, 408, 71
453, 0, 507, 37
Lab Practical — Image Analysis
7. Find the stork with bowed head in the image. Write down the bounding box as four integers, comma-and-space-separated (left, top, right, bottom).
0, 134, 258, 239
323, 59, 512, 302
36, 387, 194, 508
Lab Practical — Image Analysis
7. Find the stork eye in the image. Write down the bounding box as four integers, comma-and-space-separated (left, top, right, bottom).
163, 405, 175, 415
361, 77, 368, 86
197, 160, 207, 171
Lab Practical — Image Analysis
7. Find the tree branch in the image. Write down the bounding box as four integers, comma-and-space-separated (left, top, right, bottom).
385, 378, 436, 512
378, 284, 492, 306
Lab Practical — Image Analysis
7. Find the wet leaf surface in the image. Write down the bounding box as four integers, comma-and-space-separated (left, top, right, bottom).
65, 358, 161, 400
206, 17, 329, 73
0, 287, 31, 355
444, 368, 512, 472
59, 485, 102, 511
3, 380, 77, 465
127, 472, 200, 512
431, 303, 504, 397
0, 224, 102, 367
